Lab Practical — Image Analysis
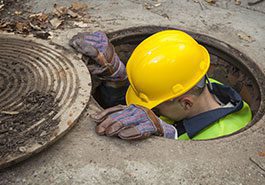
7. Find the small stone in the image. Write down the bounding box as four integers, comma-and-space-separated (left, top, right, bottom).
235, 0, 241, 5
14, 11, 22, 15
40, 131, 47, 137
19, 147, 27, 153
237, 32, 255, 42
33, 171, 38, 177
161, 13, 169, 19
154, 3, 161, 7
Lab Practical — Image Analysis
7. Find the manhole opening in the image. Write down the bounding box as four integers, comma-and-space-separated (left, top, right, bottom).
92, 26, 265, 133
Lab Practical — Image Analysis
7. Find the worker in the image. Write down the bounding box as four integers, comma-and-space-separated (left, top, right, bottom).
69, 30, 252, 140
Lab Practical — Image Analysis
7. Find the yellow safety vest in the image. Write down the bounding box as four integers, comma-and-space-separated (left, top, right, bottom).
161, 79, 252, 140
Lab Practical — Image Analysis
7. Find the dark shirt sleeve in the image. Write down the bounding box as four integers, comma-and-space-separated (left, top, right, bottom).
96, 82, 129, 108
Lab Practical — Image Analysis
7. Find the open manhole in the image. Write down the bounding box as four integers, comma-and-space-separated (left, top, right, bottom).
93, 26, 265, 136
0, 33, 91, 169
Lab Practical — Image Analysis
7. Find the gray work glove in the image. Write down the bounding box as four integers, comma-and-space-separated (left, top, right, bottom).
69, 31, 127, 82
91, 104, 178, 140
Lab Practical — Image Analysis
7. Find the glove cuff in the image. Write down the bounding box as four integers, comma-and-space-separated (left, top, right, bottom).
92, 43, 126, 82
97, 53, 127, 82
159, 119, 178, 139
108, 54, 127, 80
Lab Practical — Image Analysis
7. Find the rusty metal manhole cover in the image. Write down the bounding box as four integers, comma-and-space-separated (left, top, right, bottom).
0, 33, 91, 169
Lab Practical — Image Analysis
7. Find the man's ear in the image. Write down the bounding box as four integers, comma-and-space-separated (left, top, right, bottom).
179, 96, 193, 110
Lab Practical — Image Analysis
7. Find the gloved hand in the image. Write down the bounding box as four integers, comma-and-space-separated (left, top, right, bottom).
69, 31, 127, 82
90, 104, 178, 140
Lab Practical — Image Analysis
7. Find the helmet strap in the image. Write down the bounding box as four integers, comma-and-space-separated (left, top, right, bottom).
205, 74, 214, 93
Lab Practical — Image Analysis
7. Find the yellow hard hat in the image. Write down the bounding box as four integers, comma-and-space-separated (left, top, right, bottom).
125, 30, 210, 109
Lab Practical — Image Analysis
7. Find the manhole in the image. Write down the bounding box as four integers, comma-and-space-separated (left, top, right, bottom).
93, 26, 265, 135
0, 33, 91, 169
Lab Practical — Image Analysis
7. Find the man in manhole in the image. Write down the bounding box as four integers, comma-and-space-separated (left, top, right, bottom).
70, 30, 252, 140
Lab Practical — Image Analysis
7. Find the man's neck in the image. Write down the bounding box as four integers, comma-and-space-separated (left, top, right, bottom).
187, 87, 221, 118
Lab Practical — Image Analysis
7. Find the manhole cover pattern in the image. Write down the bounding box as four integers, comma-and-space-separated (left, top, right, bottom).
0, 34, 91, 169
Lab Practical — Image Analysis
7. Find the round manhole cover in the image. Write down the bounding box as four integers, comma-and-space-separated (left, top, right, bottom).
0, 33, 91, 169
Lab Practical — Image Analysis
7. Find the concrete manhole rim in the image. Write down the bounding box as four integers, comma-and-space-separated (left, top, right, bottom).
0, 32, 92, 169
101, 25, 265, 141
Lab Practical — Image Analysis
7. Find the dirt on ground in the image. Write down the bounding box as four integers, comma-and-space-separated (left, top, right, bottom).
0, 0, 30, 26
0, 0, 91, 39
0, 91, 60, 161
0, 0, 29, 18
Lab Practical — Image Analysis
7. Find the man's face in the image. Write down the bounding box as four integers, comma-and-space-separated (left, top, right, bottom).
155, 98, 188, 121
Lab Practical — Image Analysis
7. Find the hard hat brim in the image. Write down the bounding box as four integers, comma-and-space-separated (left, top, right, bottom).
126, 86, 161, 109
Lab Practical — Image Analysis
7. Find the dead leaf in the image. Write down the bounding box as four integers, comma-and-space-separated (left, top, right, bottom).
49, 18, 63, 29
16, 22, 25, 31
237, 32, 255, 42
53, 4, 68, 17
205, 0, 216, 4
73, 21, 89, 28
144, 3, 152, 10
16, 22, 30, 32
29, 13, 41, 18
67, 9, 79, 18
29, 22, 42, 30
29, 13, 49, 22
71, 2, 88, 12
29, 13, 49, 31
38, 14, 49, 22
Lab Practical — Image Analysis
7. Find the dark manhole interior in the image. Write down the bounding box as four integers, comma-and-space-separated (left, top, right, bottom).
93, 26, 265, 134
